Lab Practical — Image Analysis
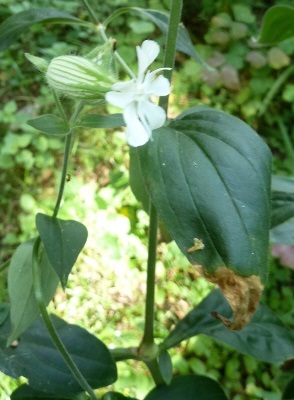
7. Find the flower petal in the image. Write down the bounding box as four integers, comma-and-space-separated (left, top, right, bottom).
147, 74, 171, 96
137, 40, 160, 77
123, 103, 151, 147
138, 100, 166, 130
111, 79, 136, 92
105, 91, 135, 108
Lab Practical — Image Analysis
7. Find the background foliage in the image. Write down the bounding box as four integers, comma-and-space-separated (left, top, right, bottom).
0, 0, 294, 399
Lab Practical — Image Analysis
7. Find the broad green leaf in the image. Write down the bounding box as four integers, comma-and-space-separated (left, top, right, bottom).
0, 8, 93, 52
158, 350, 173, 385
129, 148, 150, 212
7, 239, 59, 344
36, 213, 88, 288
105, 8, 209, 67
0, 315, 117, 394
144, 375, 227, 400
27, 115, 70, 136
102, 393, 138, 400
283, 377, 294, 400
161, 289, 294, 364
10, 384, 74, 399
76, 113, 125, 129
271, 176, 294, 228
137, 107, 272, 330
259, 5, 294, 44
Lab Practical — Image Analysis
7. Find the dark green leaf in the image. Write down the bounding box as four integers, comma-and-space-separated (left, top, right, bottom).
27, 115, 70, 136
144, 375, 227, 400
162, 289, 294, 363
158, 350, 173, 385
0, 315, 117, 394
7, 239, 59, 344
102, 392, 138, 400
138, 107, 271, 273
283, 376, 294, 399
76, 113, 125, 129
36, 213, 88, 288
259, 5, 294, 44
0, 8, 93, 52
10, 384, 75, 399
129, 148, 150, 212
271, 176, 294, 228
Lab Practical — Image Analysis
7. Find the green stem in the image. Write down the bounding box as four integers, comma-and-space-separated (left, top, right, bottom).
32, 237, 99, 400
80, 0, 99, 24
52, 132, 72, 218
258, 64, 294, 117
52, 90, 67, 123
141, 203, 159, 345
140, 0, 183, 358
277, 117, 294, 175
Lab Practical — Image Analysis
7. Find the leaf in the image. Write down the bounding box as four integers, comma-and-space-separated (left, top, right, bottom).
27, 115, 70, 136
0, 315, 117, 394
161, 289, 294, 364
36, 213, 88, 288
76, 113, 125, 129
158, 350, 173, 385
271, 176, 294, 228
0, 303, 9, 326
7, 239, 59, 344
137, 107, 272, 329
144, 375, 227, 400
259, 5, 294, 44
10, 384, 74, 399
271, 217, 294, 245
0, 8, 93, 52
129, 147, 150, 212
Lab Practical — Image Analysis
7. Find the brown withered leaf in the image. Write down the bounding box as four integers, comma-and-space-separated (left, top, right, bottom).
194, 265, 263, 330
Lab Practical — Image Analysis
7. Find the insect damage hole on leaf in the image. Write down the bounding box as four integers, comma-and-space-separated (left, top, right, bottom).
194, 265, 264, 330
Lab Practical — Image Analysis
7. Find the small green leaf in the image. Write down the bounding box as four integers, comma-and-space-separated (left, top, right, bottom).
162, 289, 294, 364
0, 8, 93, 52
27, 114, 70, 136
158, 350, 173, 385
259, 5, 294, 44
36, 213, 88, 288
11, 384, 74, 399
271, 217, 294, 245
129, 148, 150, 212
8, 239, 59, 344
144, 375, 227, 400
138, 107, 272, 329
76, 113, 125, 129
271, 176, 294, 228
0, 315, 117, 395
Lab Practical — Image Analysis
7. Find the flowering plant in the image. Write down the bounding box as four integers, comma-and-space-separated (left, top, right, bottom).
1, 2, 294, 400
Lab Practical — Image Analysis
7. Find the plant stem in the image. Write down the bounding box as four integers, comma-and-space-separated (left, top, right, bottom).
140, 0, 183, 355
80, 0, 99, 24
277, 117, 294, 175
32, 237, 99, 400
0, 259, 10, 274
52, 132, 72, 218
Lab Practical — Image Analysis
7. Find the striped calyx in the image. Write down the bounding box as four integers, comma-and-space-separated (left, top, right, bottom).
46, 55, 116, 99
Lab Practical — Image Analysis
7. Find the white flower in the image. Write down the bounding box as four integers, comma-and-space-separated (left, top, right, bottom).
105, 40, 171, 147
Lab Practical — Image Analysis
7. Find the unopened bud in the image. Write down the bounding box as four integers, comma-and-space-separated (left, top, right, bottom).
46, 55, 116, 100
25, 53, 49, 73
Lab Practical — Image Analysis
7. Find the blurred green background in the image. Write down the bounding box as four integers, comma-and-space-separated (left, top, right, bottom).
0, 0, 294, 398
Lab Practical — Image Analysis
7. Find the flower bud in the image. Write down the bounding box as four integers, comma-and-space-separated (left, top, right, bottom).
46, 55, 116, 100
